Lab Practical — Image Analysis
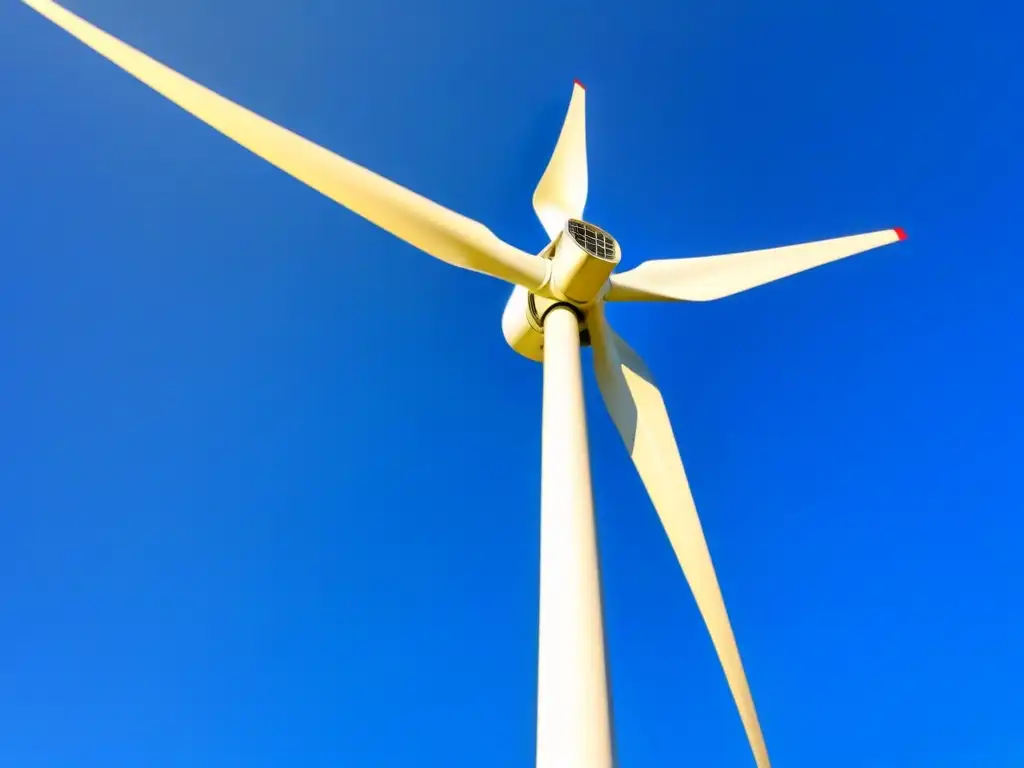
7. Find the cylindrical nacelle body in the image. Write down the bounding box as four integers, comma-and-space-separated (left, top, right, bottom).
502, 220, 617, 361
502, 285, 591, 362
502, 285, 546, 362
550, 220, 620, 304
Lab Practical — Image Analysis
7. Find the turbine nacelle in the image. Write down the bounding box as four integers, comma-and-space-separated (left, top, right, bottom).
502, 218, 618, 362
548, 219, 621, 304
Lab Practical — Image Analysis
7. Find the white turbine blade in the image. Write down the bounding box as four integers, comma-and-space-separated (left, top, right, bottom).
590, 307, 771, 768
21, 0, 548, 290
607, 227, 907, 302
532, 81, 588, 240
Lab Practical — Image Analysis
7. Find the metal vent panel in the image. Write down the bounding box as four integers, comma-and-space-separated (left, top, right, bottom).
567, 220, 618, 262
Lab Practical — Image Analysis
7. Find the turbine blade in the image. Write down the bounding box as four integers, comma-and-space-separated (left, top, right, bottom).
606, 227, 907, 302
532, 81, 588, 240
21, 0, 548, 290
589, 306, 771, 768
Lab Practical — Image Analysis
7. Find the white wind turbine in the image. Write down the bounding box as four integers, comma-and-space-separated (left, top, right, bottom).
21, 1, 908, 765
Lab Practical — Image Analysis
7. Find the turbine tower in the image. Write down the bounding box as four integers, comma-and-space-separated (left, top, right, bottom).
20, 2, 907, 765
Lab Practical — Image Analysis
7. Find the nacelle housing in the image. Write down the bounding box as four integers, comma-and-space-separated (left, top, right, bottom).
550, 220, 621, 304
502, 285, 592, 362
501, 219, 617, 361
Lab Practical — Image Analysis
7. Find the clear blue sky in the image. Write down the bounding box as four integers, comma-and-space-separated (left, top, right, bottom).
1, 0, 1021, 765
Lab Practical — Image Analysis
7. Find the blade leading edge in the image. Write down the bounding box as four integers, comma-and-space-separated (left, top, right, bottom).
532, 80, 588, 240
22, 0, 547, 290
607, 227, 906, 302
590, 306, 771, 768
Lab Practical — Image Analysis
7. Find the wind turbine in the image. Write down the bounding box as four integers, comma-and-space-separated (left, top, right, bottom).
21, 1, 907, 765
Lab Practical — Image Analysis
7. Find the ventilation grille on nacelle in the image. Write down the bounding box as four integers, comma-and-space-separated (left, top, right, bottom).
567, 220, 617, 262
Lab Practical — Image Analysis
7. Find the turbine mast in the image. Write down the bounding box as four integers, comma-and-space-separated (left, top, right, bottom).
536, 304, 614, 768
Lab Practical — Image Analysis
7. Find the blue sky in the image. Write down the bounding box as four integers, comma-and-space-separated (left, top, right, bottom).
1, 0, 1021, 765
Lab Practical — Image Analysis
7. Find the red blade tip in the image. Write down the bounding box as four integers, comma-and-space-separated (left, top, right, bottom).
573, 79, 586, 90
894, 227, 908, 241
